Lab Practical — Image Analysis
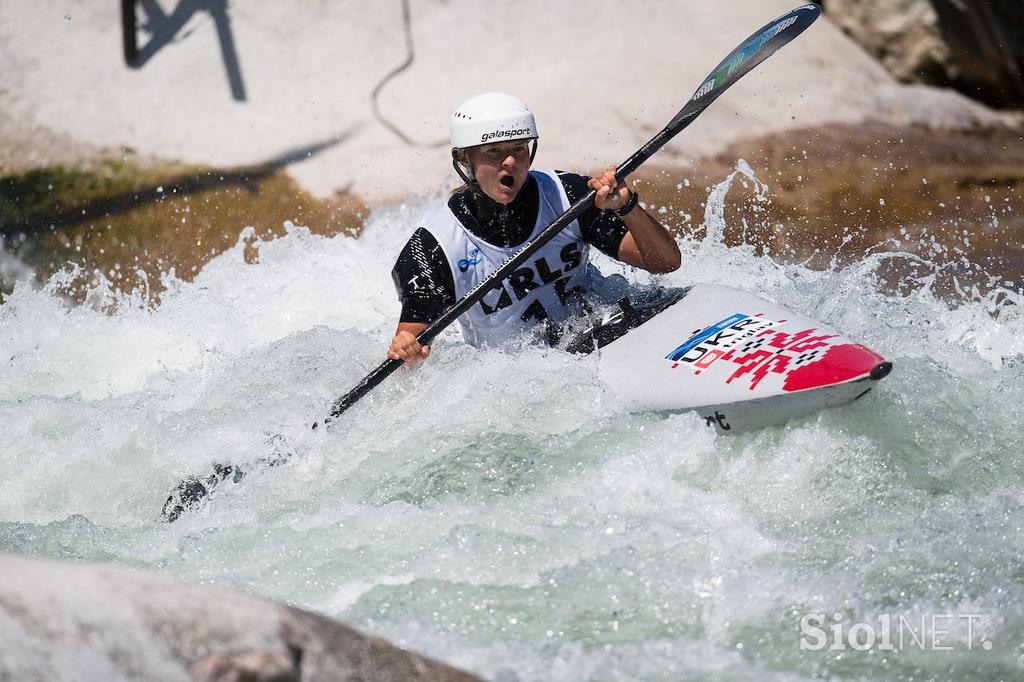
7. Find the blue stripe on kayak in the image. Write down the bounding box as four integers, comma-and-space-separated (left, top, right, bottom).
666, 313, 749, 362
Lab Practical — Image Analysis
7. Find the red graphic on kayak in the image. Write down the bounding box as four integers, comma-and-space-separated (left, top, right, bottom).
667, 313, 883, 391
723, 327, 836, 389
782, 343, 885, 391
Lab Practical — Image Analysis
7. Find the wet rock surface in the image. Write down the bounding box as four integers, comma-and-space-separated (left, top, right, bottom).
0, 552, 484, 682
822, 0, 1024, 107
821, 0, 950, 84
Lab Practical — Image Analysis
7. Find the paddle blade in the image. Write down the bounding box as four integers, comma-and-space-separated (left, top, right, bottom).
161, 463, 243, 522
160, 433, 296, 523
671, 4, 821, 128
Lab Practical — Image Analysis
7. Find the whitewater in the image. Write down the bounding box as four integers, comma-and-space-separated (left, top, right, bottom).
2, 166, 1023, 681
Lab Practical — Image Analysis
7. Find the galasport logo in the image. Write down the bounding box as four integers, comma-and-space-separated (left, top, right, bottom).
480, 128, 533, 143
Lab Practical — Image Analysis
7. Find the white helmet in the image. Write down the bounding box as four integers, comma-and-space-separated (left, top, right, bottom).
450, 92, 538, 149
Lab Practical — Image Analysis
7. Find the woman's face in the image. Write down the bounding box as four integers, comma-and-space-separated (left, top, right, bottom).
465, 139, 532, 204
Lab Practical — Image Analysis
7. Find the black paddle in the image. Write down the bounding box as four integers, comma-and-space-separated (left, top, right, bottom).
161, 4, 821, 522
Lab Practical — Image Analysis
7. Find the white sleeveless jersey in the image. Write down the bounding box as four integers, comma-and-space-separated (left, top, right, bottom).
423, 169, 591, 347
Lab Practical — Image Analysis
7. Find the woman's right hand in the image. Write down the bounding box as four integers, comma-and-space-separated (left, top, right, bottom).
389, 323, 430, 365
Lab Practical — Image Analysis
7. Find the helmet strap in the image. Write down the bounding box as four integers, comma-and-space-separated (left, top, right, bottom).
451, 148, 476, 186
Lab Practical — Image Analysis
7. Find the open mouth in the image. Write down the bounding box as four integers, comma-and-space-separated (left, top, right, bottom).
499, 175, 515, 189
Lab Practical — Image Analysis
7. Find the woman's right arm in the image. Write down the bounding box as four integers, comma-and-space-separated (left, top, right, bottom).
389, 228, 455, 365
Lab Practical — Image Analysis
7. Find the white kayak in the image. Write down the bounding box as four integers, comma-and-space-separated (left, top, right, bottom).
567, 283, 892, 432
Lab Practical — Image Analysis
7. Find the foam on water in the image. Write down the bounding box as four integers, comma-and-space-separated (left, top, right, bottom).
2, 167, 1023, 681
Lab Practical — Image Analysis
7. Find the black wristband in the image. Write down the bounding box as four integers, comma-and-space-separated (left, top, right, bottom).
615, 190, 639, 217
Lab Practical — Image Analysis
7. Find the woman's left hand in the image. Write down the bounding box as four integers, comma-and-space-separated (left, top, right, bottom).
588, 165, 632, 212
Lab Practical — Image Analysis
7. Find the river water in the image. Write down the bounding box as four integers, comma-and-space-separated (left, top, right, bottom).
2, 166, 1022, 681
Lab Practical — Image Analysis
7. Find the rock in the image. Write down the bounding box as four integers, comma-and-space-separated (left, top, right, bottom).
821, 0, 951, 84
822, 0, 1024, 107
0, 552, 483, 682
930, 0, 1024, 107
191, 650, 300, 682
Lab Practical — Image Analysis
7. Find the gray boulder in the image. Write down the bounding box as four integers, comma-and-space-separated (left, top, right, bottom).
823, 0, 1024, 106
0, 552, 483, 682
822, 0, 950, 84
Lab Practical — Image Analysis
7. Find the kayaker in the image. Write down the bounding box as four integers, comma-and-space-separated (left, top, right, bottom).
389, 92, 681, 364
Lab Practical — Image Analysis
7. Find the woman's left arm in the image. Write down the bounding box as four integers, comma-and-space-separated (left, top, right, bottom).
588, 165, 681, 274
